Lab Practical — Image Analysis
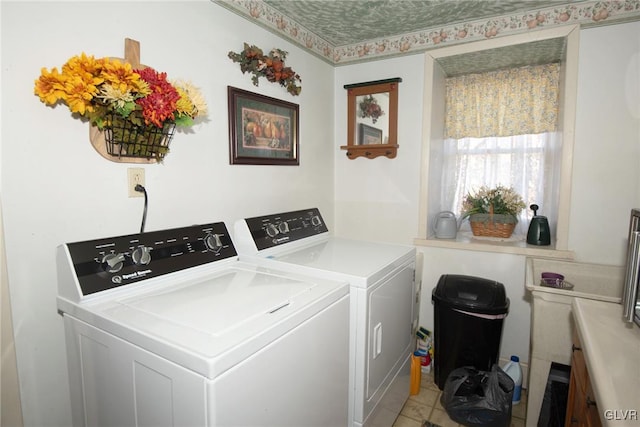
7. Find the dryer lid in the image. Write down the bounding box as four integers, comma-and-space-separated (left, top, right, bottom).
268, 237, 415, 286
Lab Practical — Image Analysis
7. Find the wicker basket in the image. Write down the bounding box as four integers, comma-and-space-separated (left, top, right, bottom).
469, 213, 516, 238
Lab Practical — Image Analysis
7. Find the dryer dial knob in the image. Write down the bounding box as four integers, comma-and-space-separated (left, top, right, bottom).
131, 246, 151, 265
311, 216, 322, 227
204, 233, 223, 253
101, 253, 125, 273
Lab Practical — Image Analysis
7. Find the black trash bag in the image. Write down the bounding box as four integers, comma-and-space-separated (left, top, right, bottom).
441, 364, 514, 427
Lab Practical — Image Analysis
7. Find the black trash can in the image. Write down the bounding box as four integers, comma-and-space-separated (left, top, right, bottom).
432, 274, 509, 390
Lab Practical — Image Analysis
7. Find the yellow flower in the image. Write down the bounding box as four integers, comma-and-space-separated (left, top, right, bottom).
62, 75, 98, 115
35, 54, 102, 112
63, 53, 102, 72
174, 87, 196, 117
61, 53, 104, 87
172, 80, 207, 118
100, 58, 147, 95
34, 67, 67, 104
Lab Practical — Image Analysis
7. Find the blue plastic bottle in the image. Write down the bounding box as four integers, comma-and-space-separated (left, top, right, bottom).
502, 355, 523, 405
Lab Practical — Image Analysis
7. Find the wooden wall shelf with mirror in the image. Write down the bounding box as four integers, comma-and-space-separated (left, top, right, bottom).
341, 78, 401, 159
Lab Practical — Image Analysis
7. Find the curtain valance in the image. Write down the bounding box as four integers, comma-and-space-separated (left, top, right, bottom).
445, 63, 560, 139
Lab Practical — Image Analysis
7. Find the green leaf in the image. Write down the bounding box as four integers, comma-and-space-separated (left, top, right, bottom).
174, 115, 193, 127
116, 101, 136, 118
94, 116, 105, 129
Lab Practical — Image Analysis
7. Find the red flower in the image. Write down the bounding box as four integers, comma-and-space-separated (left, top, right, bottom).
134, 67, 180, 127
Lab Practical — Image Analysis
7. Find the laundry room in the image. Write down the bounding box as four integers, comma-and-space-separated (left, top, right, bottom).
1, 1, 639, 426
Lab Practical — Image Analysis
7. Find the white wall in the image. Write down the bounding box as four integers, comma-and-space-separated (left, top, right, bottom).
334, 21, 640, 365
1, 2, 334, 425
569, 21, 640, 262
333, 54, 425, 245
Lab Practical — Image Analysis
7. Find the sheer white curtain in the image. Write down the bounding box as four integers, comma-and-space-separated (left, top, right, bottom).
441, 132, 561, 235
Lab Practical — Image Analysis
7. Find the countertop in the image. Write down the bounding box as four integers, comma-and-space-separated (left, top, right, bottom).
572, 298, 640, 426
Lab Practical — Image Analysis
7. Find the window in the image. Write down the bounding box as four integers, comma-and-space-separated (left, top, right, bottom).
417, 25, 580, 254
442, 63, 562, 237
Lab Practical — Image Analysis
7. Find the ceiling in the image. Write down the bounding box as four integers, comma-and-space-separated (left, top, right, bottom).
216, 0, 640, 67
262, 1, 582, 47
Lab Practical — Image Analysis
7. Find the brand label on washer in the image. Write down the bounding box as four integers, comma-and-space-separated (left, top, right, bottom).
121, 269, 152, 280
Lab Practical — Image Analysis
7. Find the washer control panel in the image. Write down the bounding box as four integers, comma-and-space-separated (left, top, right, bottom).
65, 222, 236, 296
243, 208, 328, 250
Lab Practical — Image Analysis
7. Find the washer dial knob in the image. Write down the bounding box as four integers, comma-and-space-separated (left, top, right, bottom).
204, 233, 223, 253
265, 224, 279, 238
131, 246, 151, 265
311, 216, 322, 227
278, 222, 289, 234
101, 253, 125, 273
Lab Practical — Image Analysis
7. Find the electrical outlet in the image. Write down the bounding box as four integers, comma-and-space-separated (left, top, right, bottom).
127, 168, 145, 198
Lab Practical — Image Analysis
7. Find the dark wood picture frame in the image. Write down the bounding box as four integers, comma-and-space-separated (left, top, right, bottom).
227, 86, 299, 165
358, 123, 383, 145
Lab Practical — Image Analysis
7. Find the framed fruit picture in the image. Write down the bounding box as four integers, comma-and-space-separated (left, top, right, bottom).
227, 86, 299, 165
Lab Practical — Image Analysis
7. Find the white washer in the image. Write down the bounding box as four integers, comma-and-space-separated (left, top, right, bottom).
57, 221, 350, 427
234, 208, 418, 427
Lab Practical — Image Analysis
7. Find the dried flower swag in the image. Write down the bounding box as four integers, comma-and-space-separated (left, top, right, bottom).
359, 95, 384, 124
228, 43, 302, 96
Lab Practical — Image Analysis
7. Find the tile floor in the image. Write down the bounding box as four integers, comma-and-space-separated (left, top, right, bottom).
392, 370, 527, 427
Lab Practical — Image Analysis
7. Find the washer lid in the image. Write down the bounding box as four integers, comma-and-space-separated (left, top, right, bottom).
120, 268, 310, 335
69, 263, 348, 378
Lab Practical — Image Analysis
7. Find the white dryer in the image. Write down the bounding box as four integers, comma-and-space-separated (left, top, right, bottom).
57, 221, 350, 427
234, 208, 418, 427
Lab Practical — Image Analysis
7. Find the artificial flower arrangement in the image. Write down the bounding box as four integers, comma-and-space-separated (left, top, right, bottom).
359, 95, 384, 124
462, 185, 526, 218
461, 185, 526, 237
34, 53, 207, 159
228, 43, 302, 96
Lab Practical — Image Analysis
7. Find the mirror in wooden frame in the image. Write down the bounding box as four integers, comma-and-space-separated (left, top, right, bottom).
341, 78, 401, 159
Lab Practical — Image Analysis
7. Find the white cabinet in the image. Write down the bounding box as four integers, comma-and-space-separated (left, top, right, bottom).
64, 316, 206, 427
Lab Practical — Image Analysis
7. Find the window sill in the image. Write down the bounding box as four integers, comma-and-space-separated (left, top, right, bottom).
414, 232, 574, 260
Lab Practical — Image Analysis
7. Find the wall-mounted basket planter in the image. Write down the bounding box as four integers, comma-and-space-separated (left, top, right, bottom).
103, 114, 175, 161
36, 38, 207, 164
90, 113, 176, 163
89, 40, 170, 164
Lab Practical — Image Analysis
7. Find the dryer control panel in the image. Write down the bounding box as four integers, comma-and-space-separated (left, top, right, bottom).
62, 222, 237, 297
242, 208, 329, 250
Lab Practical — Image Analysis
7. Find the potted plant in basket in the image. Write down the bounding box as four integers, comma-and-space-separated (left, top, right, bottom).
461, 185, 526, 238
34, 53, 207, 160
